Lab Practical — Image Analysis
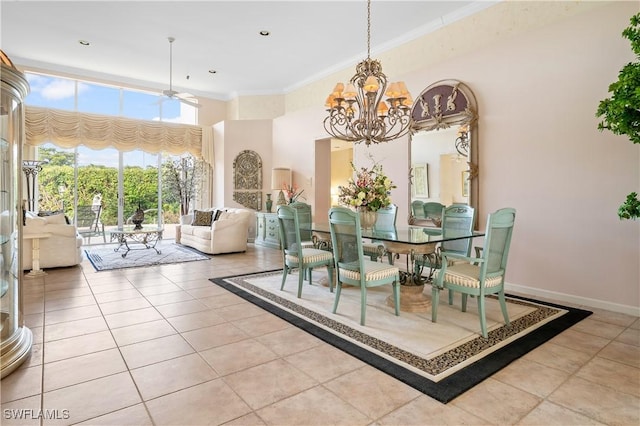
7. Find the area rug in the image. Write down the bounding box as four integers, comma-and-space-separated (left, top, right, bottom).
85, 243, 209, 271
211, 270, 592, 403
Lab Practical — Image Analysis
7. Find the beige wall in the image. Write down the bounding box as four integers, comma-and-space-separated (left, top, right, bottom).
271, 1, 639, 314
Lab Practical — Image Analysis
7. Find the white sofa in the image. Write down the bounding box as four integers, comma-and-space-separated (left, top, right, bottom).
22, 212, 83, 269
179, 208, 254, 255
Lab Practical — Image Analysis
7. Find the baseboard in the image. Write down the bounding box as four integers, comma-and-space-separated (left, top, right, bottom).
505, 282, 640, 317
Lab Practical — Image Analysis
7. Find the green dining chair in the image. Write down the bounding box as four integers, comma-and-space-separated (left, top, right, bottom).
277, 205, 335, 297
423, 202, 445, 226
411, 200, 426, 219
289, 201, 315, 249
415, 204, 476, 301
362, 204, 397, 263
329, 207, 400, 325
431, 207, 516, 338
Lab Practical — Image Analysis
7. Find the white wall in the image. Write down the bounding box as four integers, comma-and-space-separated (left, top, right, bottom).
273, 1, 639, 314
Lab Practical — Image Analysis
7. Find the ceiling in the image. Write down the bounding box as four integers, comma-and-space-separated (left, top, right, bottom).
1, 1, 492, 101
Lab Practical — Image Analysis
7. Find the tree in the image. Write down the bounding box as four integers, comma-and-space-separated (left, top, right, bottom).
162, 155, 202, 216
596, 12, 640, 219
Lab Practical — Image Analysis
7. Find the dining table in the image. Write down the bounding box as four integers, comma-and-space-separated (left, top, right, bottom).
309, 223, 485, 312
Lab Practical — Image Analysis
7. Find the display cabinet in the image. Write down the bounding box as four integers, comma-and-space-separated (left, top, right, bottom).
255, 212, 280, 249
1, 50, 32, 378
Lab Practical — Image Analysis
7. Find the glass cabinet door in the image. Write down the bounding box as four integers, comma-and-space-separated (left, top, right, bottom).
1, 50, 32, 378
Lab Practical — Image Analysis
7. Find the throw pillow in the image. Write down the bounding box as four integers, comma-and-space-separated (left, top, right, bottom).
213, 209, 225, 222
192, 210, 214, 226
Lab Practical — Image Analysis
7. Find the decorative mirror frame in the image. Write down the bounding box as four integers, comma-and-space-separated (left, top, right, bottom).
408, 79, 479, 225
232, 150, 262, 210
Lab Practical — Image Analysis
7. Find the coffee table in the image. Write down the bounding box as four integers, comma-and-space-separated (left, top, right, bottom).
109, 226, 163, 258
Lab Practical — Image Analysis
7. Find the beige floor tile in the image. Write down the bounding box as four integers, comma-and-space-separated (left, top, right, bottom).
0, 395, 41, 426
44, 330, 116, 363
18, 343, 43, 370
23, 300, 44, 315
154, 299, 210, 318
569, 317, 627, 340
378, 394, 488, 425
548, 376, 640, 425
199, 338, 279, 376
165, 309, 226, 332
98, 296, 152, 315
616, 327, 640, 347
216, 302, 268, 322
43, 348, 127, 392
44, 316, 108, 342
575, 356, 640, 397
119, 334, 194, 369
199, 292, 246, 309
492, 358, 571, 398
42, 372, 141, 425
93, 288, 142, 303
145, 378, 252, 425
285, 344, 365, 383
522, 341, 593, 374
173, 278, 218, 291
224, 359, 317, 409
255, 327, 323, 357
44, 295, 97, 312
130, 353, 218, 400
75, 403, 153, 425
137, 283, 183, 297
44, 287, 92, 301
104, 307, 164, 329
181, 322, 250, 351
111, 319, 176, 346
630, 318, 640, 330
185, 284, 229, 298
24, 312, 44, 328
598, 340, 640, 368
589, 308, 638, 328
257, 385, 370, 425
145, 290, 195, 306
88, 281, 137, 294
232, 313, 291, 337
0, 366, 42, 403
324, 365, 422, 419
548, 329, 611, 355
518, 400, 606, 425
450, 378, 542, 424
222, 412, 266, 426
44, 304, 102, 325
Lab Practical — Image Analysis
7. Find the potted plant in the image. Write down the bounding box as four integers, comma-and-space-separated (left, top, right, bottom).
596, 12, 640, 220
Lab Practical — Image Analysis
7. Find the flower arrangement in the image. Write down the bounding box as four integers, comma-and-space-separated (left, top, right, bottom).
337, 162, 396, 211
282, 183, 304, 204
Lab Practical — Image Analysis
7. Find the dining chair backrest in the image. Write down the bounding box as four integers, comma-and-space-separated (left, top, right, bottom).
441, 204, 476, 256
277, 205, 302, 258
423, 202, 445, 221
411, 200, 425, 218
481, 207, 516, 276
328, 207, 363, 266
289, 201, 312, 242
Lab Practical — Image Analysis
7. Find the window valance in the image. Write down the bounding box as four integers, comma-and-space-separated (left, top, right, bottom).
25, 105, 214, 166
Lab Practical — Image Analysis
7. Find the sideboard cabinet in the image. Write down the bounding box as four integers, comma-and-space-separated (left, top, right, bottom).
255, 212, 280, 249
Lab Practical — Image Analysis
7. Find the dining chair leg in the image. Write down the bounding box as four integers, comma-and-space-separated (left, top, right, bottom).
332, 283, 342, 314
327, 266, 334, 293
478, 296, 488, 338
448, 289, 454, 305
461, 294, 468, 312
431, 285, 440, 322
392, 281, 400, 316
498, 291, 510, 325
280, 267, 289, 291
297, 268, 304, 298
360, 286, 367, 326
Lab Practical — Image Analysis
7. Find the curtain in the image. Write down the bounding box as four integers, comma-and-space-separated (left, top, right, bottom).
25, 105, 215, 167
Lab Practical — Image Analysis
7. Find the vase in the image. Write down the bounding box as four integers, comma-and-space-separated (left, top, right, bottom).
131, 204, 145, 230
265, 194, 273, 213
358, 208, 376, 230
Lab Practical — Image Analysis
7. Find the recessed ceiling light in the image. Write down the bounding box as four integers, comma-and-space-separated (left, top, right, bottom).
259, 30, 270, 37
208, 69, 217, 74
78, 40, 90, 46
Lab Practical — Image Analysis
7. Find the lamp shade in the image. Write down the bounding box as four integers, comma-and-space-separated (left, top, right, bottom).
271, 168, 291, 190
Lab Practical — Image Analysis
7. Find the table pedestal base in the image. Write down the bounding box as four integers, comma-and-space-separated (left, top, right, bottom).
386, 284, 431, 313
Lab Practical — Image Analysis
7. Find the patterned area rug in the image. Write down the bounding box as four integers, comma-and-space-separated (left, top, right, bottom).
85, 243, 209, 271
211, 270, 591, 403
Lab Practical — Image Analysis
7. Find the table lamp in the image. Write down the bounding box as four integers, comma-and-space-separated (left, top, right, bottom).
271, 168, 291, 206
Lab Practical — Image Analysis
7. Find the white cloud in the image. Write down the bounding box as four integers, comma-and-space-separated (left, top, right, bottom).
26, 76, 90, 101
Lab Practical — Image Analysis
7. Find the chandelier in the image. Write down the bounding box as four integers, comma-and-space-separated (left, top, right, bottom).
323, 0, 413, 146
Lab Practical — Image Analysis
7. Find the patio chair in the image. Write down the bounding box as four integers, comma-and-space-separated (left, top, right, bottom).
75, 204, 106, 243
431, 207, 516, 338
277, 205, 335, 298
329, 207, 400, 326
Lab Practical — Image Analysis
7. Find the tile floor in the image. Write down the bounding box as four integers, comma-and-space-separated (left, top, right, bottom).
1, 242, 639, 425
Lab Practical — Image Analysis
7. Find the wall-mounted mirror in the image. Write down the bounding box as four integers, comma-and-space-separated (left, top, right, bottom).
408, 80, 478, 227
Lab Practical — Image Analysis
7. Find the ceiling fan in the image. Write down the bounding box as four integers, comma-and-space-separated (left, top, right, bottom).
161, 36, 201, 109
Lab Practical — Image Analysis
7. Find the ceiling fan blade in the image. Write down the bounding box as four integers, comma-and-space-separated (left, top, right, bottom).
175, 92, 195, 99
178, 98, 201, 109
